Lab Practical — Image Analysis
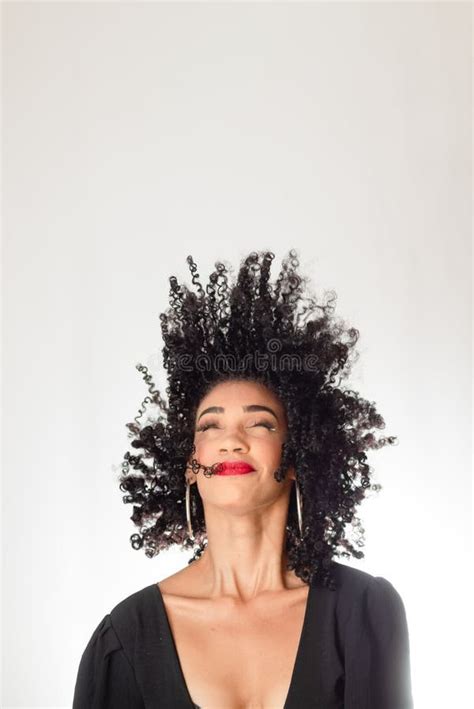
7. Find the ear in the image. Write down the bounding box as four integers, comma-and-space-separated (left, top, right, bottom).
286, 465, 296, 481
185, 456, 198, 485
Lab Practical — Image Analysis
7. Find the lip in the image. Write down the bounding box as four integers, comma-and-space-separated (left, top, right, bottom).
216, 461, 256, 476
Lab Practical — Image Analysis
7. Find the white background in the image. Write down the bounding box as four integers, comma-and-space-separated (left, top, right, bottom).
2, 1, 472, 707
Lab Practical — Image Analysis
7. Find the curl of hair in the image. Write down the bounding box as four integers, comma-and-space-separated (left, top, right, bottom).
116, 249, 397, 590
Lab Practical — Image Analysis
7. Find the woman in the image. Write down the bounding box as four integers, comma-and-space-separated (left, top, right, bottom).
73, 249, 414, 708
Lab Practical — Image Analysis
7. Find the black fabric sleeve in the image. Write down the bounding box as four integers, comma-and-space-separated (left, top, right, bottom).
345, 575, 414, 708
72, 613, 145, 709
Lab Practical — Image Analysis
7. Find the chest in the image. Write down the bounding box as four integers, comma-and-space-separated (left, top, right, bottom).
163, 592, 309, 709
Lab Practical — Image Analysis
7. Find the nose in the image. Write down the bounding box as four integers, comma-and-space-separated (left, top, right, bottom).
219, 440, 247, 452
218, 427, 249, 453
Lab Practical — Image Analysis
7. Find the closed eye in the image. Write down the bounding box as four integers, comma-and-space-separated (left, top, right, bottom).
196, 422, 216, 432
196, 421, 276, 433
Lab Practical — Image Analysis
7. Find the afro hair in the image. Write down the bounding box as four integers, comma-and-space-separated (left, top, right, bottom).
117, 249, 396, 590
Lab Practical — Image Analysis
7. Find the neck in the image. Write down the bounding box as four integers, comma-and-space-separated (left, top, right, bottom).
193, 490, 295, 602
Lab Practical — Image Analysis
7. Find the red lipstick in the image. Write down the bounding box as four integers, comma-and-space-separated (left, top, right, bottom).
216, 461, 256, 476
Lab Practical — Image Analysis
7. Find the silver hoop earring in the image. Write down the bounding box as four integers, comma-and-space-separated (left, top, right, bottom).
295, 479, 303, 539
186, 480, 195, 540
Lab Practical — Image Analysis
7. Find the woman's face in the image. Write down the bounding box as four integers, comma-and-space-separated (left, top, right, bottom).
187, 379, 295, 507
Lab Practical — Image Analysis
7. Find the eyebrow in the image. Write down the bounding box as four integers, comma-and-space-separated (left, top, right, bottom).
197, 404, 279, 422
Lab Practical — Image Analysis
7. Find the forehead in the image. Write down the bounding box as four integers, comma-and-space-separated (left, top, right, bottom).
197, 379, 284, 413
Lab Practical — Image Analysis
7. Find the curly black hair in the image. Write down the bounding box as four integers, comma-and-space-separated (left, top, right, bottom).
117, 249, 397, 590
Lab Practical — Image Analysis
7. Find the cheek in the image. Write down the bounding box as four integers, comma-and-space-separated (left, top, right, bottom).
264, 441, 284, 466
193, 437, 212, 460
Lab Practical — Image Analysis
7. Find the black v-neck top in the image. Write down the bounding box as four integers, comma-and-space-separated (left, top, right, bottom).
72, 561, 414, 708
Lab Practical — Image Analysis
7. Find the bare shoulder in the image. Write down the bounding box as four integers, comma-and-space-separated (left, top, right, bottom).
157, 560, 205, 599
